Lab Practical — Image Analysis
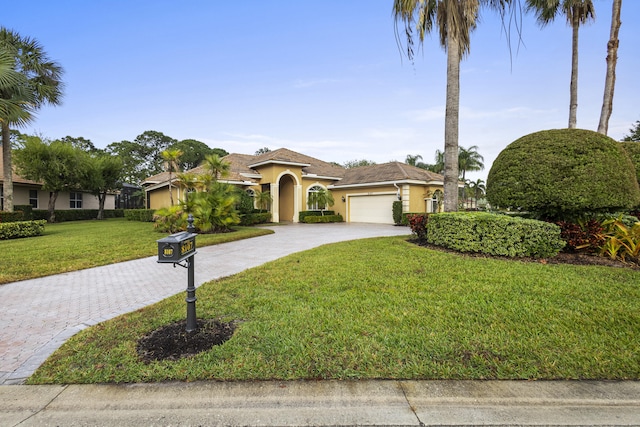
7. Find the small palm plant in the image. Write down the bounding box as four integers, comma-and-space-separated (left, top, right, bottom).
308, 188, 335, 216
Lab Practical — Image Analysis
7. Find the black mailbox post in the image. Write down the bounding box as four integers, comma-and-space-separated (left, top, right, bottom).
157, 214, 198, 332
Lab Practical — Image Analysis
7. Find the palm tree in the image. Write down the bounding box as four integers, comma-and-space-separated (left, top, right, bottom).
468, 178, 486, 208
307, 188, 335, 216
526, 0, 595, 129
202, 154, 230, 182
597, 0, 622, 135
405, 154, 423, 166
0, 28, 64, 212
394, 0, 510, 212
254, 189, 272, 212
160, 148, 182, 206
458, 145, 484, 182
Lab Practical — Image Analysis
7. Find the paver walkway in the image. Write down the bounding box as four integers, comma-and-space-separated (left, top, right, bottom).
0, 223, 410, 384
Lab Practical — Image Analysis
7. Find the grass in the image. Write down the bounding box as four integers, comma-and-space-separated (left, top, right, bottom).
0, 219, 273, 284
28, 236, 640, 384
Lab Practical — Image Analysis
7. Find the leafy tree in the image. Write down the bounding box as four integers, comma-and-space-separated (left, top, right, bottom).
83, 153, 123, 220
59, 136, 99, 153
458, 145, 484, 181
622, 120, 640, 142
160, 148, 182, 206
343, 159, 375, 169
597, 0, 622, 135
255, 147, 271, 155
14, 136, 84, 222
307, 187, 335, 216
106, 131, 177, 184
0, 28, 64, 212
169, 139, 222, 170
487, 129, 640, 219
394, 1, 512, 211
526, 0, 595, 129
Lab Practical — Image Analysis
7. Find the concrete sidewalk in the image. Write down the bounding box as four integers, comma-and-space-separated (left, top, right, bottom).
2, 380, 640, 426
0, 223, 410, 385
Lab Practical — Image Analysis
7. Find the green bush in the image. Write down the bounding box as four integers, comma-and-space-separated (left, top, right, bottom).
124, 209, 156, 222
392, 201, 403, 225
621, 142, 640, 185
0, 211, 24, 223
298, 210, 336, 222
0, 220, 46, 240
32, 209, 125, 222
302, 214, 343, 223
426, 212, 565, 258
487, 129, 640, 219
239, 212, 272, 225
14, 205, 33, 220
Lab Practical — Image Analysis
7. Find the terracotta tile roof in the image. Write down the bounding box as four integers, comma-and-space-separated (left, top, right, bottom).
333, 162, 444, 187
0, 149, 41, 186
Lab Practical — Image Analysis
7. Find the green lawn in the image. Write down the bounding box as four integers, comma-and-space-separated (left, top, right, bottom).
0, 219, 273, 284
29, 236, 640, 384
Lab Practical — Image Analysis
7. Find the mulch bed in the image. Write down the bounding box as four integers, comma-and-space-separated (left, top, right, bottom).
137, 319, 236, 363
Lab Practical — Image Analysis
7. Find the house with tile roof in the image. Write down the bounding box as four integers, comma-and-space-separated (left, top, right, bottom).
143, 148, 446, 224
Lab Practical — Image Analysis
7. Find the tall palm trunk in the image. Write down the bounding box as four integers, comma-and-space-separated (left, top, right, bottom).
568, 9, 580, 129
1, 123, 13, 212
597, 0, 622, 135
443, 35, 460, 212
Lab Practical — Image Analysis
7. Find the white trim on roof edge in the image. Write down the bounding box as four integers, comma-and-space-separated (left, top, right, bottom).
248, 160, 311, 168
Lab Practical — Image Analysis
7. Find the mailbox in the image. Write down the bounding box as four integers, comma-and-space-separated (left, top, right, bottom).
157, 231, 197, 263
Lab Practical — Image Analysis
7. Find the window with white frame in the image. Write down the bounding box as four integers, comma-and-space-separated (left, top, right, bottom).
69, 192, 83, 209
428, 190, 442, 213
307, 185, 324, 210
29, 189, 38, 208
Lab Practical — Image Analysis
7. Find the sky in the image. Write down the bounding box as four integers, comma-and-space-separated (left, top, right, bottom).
3, 0, 639, 182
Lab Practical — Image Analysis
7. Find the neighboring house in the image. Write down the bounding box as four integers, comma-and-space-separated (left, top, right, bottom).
142, 148, 446, 224
0, 151, 116, 212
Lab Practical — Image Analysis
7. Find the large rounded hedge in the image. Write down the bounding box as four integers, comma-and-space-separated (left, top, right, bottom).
621, 142, 640, 183
487, 129, 640, 218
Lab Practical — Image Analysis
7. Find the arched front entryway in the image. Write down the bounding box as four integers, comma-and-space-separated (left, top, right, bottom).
278, 174, 295, 222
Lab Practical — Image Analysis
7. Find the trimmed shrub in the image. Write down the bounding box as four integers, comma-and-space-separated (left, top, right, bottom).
32, 209, 125, 222
14, 205, 33, 220
0, 211, 24, 223
298, 210, 335, 222
392, 201, 403, 225
0, 220, 46, 240
124, 209, 156, 222
621, 142, 640, 185
487, 129, 640, 219
426, 212, 565, 258
240, 212, 272, 225
302, 214, 343, 223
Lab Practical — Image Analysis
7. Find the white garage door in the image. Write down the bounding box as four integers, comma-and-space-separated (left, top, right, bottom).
349, 194, 396, 224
